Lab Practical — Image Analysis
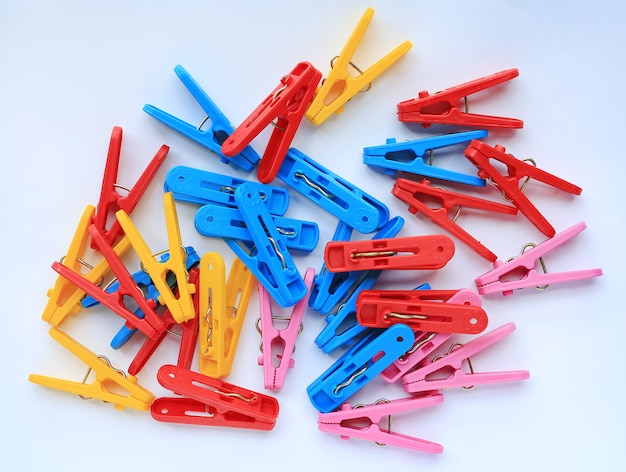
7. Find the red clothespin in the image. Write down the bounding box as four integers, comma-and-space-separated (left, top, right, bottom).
356, 289, 488, 335
151, 364, 279, 431
392, 178, 518, 262
91, 126, 169, 249
323, 234, 455, 272
396, 69, 523, 128
221, 62, 322, 183
464, 140, 582, 237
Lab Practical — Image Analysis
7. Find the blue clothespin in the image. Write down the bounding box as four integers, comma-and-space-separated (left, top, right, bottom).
363, 130, 488, 186
194, 203, 319, 252
164, 166, 289, 216
307, 324, 415, 413
276, 148, 389, 234
143, 65, 260, 172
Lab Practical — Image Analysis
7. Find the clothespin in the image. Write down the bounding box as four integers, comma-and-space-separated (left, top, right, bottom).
194, 203, 319, 252
90, 126, 169, 249
317, 394, 444, 454
397, 68, 523, 128
221, 62, 322, 183
475, 221, 603, 296
51, 224, 165, 340
307, 324, 415, 413
277, 147, 390, 234
28, 327, 154, 411
324, 234, 455, 272
151, 364, 279, 430
464, 140, 582, 237
257, 267, 316, 390
363, 130, 488, 186
392, 178, 518, 262
356, 289, 488, 335
143, 65, 260, 172
164, 166, 289, 215
116, 192, 196, 323
402, 322, 530, 394
198, 255, 256, 378
305, 7, 412, 126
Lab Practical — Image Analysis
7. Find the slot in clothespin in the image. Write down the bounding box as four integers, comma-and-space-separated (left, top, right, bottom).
318, 394, 444, 454
151, 364, 279, 430
392, 177, 518, 262
307, 324, 415, 413
363, 130, 488, 186
397, 68, 523, 128
116, 192, 196, 323
464, 140, 582, 237
221, 62, 322, 183
144, 65, 260, 171
277, 147, 390, 234
324, 234, 455, 272
28, 327, 154, 411
475, 221, 603, 296
401, 322, 530, 394
257, 267, 315, 390
305, 7, 412, 126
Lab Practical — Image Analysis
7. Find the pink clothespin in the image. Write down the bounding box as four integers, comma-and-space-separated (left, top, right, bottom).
317, 394, 444, 454
402, 322, 530, 394
257, 267, 315, 390
475, 221, 603, 296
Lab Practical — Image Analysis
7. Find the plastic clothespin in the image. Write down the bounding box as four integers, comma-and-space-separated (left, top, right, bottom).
198, 255, 256, 378
464, 140, 582, 237
51, 225, 165, 340
28, 327, 154, 411
363, 130, 488, 186
397, 68, 524, 128
324, 234, 455, 272
151, 364, 279, 430
221, 62, 322, 183
144, 65, 260, 172
307, 324, 415, 413
392, 178, 518, 262
475, 221, 603, 296
356, 289, 488, 335
164, 166, 289, 215
305, 7, 412, 126
277, 147, 390, 234
401, 322, 530, 394
317, 394, 444, 454
116, 192, 196, 323
91, 126, 169, 249
194, 203, 319, 252
257, 267, 315, 390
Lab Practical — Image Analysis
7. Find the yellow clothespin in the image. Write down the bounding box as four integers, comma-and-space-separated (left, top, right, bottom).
198, 255, 256, 378
42, 205, 131, 327
116, 192, 196, 323
28, 327, 154, 411
305, 7, 412, 126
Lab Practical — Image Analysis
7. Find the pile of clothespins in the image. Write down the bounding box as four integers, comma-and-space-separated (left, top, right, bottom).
29, 7, 603, 453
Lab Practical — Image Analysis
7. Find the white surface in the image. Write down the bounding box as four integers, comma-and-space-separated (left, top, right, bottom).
1, 1, 624, 470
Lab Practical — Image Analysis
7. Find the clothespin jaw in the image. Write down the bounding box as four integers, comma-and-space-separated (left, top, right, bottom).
152, 364, 279, 430
28, 327, 154, 411
474, 221, 603, 296
324, 234, 455, 272
143, 65, 260, 172
317, 394, 444, 453
221, 62, 322, 183
464, 140, 582, 237
392, 178, 518, 262
306, 7, 412, 126
397, 68, 523, 128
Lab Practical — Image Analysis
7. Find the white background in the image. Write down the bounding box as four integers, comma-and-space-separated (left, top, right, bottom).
1, 1, 624, 470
